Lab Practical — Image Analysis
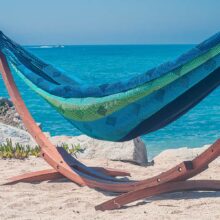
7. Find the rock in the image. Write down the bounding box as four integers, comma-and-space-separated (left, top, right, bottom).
0, 122, 36, 147
51, 135, 148, 166
0, 97, 42, 131
0, 97, 25, 129
14, 112, 20, 119
13, 117, 20, 123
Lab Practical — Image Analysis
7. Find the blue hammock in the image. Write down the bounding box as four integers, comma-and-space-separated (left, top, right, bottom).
0, 31, 220, 141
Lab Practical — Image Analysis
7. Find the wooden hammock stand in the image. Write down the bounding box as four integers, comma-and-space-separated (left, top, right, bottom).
1, 52, 220, 211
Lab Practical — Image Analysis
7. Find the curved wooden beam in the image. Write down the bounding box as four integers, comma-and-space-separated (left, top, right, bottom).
5, 169, 63, 184
96, 180, 220, 211
5, 166, 130, 185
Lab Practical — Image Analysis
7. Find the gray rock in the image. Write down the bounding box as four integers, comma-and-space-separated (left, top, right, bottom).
51, 135, 148, 166
0, 122, 36, 147
0, 97, 25, 129
14, 112, 20, 119
0, 97, 42, 131
13, 117, 20, 123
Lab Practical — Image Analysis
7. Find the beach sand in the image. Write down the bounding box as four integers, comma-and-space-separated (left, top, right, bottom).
0, 146, 220, 220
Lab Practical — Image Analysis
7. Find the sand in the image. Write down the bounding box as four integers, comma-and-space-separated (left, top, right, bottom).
0, 146, 220, 220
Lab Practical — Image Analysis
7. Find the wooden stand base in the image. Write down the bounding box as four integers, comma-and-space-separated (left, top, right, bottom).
5, 166, 130, 185
1, 52, 219, 211
96, 180, 220, 211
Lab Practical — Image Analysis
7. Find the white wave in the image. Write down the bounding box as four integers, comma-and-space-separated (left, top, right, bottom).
39, 45, 54, 48
27, 45, 65, 49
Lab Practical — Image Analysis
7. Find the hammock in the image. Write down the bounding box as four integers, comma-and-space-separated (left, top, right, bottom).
0, 31, 220, 142
1, 32, 220, 211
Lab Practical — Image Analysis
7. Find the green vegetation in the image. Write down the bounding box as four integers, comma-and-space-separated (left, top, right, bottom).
0, 138, 84, 159
60, 143, 85, 158
0, 139, 40, 159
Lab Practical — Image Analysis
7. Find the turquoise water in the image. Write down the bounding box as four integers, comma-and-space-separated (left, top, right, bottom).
0, 45, 220, 159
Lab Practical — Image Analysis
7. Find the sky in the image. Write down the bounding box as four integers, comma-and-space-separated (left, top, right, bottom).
0, 0, 219, 45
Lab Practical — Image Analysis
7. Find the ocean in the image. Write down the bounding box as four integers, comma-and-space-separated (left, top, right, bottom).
0, 44, 220, 159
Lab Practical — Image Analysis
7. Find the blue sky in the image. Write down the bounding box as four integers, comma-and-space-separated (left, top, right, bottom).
0, 0, 219, 45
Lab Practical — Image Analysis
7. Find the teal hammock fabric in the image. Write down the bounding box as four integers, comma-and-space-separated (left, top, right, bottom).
0, 31, 220, 141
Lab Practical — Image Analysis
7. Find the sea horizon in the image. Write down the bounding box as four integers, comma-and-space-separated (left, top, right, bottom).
24, 43, 195, 47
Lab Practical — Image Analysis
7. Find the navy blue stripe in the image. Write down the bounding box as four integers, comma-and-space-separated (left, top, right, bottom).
120, 66, 220, 141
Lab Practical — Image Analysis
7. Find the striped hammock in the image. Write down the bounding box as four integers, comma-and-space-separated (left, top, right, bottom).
0, 31, 220, 141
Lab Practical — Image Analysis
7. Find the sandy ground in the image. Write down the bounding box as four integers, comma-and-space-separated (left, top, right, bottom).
0, 146, 220, 220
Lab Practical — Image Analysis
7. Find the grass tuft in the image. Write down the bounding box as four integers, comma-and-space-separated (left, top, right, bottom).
60, 142, 85, 158
0, 139, 84, 159
0, 138, 40, 159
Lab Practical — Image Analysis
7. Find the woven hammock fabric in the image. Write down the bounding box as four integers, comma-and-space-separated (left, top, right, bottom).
0, 31, 220, 141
